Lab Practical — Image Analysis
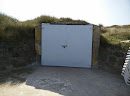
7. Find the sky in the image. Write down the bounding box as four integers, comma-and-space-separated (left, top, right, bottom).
0, 0, 130, 26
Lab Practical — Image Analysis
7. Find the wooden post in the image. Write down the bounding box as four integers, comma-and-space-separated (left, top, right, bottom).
35, 25, 41, 55
92, 25, 101, 69
35, 25, 41, 64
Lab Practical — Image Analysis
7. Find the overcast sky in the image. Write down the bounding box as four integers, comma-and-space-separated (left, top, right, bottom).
0, 0, 130, 26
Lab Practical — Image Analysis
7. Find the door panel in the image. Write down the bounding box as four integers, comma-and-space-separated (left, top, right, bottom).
41, 24, 93, 68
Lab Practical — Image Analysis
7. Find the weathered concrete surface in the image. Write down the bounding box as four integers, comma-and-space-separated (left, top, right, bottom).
0, 66, 130, 96
92, 25, 101, 67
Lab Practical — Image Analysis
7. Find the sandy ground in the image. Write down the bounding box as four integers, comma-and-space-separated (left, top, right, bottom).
0, 66, 130, 96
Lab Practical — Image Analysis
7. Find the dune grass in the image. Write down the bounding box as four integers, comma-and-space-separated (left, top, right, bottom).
100, 26, 130, 50
0, 13, 130, 50
0, 13, 35, 42
0, 13, 89, 42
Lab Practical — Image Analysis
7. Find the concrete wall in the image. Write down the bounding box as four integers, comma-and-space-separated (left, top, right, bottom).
0, 42, 36, 71
98, 47, 127, 74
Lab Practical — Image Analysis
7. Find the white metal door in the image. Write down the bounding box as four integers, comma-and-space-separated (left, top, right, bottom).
41, 24, 93, 68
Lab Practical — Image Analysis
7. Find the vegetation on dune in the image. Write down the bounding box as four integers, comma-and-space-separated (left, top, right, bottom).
0, 13, 89, 42
100, 25, 130, 50
24, 16, 89, 25
0, 13, 130, 50
0, 13, 34, 42
0, 13, 19, 25
23, 15, 59, 25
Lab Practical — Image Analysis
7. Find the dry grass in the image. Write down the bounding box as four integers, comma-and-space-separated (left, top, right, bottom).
0, 13, 89, 42
101, 26, 130, 33
0, 13, 129, 50
100, 26, 130, 50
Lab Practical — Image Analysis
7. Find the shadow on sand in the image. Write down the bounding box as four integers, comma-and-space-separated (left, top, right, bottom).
0, 66, 130, 96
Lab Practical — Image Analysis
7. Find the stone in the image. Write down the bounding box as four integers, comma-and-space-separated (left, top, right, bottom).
107, 62, 115, 68
0, 52, 3, 57
8, 47, 13, 52
118, 58, 125, 66
92, 64, 98, 69
0, 49, 5, 53
99, 53, 107, 61
0, 58, 3, 64
104, 66, 111, 72
2, 60, 10, 66
23, 44, 30, 51
111, 67, 121, 75
105, 50, 113, 56
11, 59, 17, 66
0, 41, 35, 71
0, 65, 6, 70
12, 52, 19, 57
18, 47, 23, 52
4, 53, 12, 58
109, 56, 117, 62
11, 59, 26, 68
113, 52, 124, 57
16, 56, 29, 66
13, 62, 27, 68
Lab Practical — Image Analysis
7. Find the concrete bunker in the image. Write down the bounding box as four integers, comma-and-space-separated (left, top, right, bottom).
35, 23, 101, 68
